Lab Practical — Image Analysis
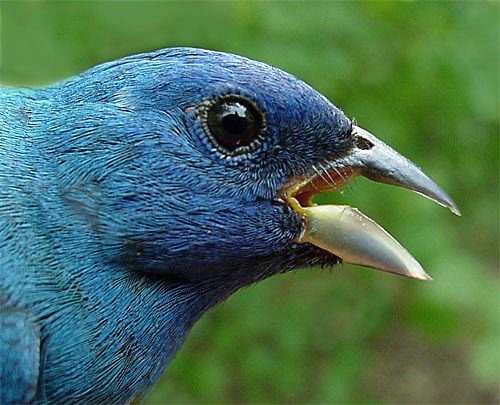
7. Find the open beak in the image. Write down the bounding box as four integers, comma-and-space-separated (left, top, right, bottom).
284, 125, 460, 280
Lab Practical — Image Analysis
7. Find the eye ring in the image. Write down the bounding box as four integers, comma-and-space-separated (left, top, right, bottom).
199, 95, 267, 156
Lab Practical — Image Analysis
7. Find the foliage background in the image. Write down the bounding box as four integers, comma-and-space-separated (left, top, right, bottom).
1, 1, 498, 403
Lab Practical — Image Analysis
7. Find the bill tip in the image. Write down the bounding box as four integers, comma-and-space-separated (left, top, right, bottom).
440, 194, 461, 216
409, 268, 433, 281
450, 205, 462, 216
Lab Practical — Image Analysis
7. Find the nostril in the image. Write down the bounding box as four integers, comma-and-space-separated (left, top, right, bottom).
355, 136, 374, 150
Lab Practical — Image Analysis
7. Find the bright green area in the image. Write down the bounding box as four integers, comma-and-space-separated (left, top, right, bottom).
1, 1, 498, 403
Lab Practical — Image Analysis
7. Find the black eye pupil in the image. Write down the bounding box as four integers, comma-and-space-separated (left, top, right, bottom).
222, 112, 249, 137
205, 97, 263, 154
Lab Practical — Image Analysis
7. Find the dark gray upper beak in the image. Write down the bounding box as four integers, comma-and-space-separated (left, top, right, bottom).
342, 126, 461, 216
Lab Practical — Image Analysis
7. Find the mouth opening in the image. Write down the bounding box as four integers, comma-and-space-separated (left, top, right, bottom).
278, 163, 434, 281
282, 165, 360, 209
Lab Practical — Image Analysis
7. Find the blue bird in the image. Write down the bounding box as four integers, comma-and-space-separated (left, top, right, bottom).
0, 48, 459, 403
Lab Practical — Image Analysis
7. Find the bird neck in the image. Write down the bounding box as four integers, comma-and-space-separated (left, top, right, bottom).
0, 87, 36, 150
0, 87, 53, 184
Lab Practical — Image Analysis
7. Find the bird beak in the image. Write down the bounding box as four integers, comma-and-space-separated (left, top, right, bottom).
284, 125, 460, 280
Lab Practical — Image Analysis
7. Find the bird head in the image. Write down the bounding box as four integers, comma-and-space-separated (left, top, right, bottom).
50, 48, 459, 286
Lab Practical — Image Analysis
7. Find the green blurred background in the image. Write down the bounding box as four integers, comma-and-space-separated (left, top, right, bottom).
1, 1, 498, 403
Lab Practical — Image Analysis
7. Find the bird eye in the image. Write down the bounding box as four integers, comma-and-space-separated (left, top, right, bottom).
202, 96, 265, 155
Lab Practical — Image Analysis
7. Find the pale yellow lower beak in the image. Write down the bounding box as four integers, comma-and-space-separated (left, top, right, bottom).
299, 204, 431, 280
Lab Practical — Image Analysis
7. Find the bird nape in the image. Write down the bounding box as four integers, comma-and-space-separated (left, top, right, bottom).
0, 48, 459, 404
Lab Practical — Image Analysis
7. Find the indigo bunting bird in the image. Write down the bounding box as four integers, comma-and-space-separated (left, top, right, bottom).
0, 48, 459, 404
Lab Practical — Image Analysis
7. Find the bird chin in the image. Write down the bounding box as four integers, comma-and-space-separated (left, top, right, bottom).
279, 125, 460, 281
